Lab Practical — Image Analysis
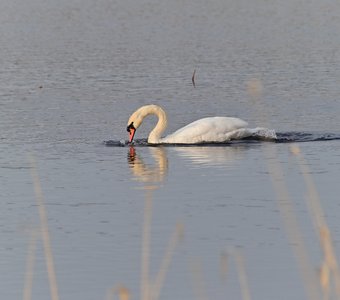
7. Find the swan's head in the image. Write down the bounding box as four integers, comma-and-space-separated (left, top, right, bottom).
126, 105, 166, 143
127, 109, 144, 143
127, 122, 136, 143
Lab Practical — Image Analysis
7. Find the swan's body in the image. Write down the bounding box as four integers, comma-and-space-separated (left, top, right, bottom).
126, 104, 273, 144
161, 117, 249, 144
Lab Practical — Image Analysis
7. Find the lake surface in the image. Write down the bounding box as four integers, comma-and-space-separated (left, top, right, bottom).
1, 0, 340, 299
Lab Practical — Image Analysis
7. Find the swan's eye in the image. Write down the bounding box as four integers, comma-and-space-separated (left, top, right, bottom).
127, 122, 135, 132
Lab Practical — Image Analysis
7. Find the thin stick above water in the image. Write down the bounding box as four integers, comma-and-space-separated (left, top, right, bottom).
192, 69, 196, 87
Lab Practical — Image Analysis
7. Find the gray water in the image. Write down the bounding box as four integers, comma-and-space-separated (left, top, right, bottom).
1, 0, 340, 299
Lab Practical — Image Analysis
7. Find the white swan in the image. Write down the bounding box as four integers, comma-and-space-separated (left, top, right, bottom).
126, 104, 273, 144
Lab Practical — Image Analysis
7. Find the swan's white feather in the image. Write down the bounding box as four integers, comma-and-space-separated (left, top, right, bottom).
160, 117, 249, 144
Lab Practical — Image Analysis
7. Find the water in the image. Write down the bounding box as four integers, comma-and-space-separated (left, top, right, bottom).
1, 0, 340, 299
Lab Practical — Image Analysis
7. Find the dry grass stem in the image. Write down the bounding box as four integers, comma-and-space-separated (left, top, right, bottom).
234, 251, 251, 300
141, 189, 153, 300
23, 230, 38, 300
291, 145, 340, 298
152, 223, 184, 300
219, 252, 228, 282
265, 144, 320, 300
320, 261, 330, 300
246, 78, 263, 99
29, 155, 59, 300
190, 258, 208, 300
106, 285, 130, 300
220, 249, 251, 300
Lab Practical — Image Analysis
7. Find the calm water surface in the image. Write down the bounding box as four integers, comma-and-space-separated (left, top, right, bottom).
1, 0, 340, 299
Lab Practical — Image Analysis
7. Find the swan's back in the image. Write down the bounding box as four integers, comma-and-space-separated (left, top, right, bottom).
161, 117, 249, 144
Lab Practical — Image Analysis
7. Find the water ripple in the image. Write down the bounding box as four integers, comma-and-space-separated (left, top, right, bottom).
104, 132, 340, 147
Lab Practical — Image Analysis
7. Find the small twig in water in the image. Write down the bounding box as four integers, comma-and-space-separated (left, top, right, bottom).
192, 69, 196, 87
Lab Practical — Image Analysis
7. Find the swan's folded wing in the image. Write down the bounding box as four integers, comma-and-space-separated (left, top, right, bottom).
161, 117, 249, 144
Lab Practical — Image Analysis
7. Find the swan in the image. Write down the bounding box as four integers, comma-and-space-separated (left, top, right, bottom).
126, 104, 272, 144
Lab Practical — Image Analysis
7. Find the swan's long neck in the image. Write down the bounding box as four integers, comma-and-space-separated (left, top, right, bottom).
147, 106, 167, 143
133, 104, 167, 144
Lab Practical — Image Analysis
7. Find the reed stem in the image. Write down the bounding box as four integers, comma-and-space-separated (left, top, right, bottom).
29, 155, 59, 300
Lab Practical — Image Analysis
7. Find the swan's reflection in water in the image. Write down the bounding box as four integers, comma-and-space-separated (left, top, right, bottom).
127, 144, 251, 186
172, 145, 247, 168
127, 146, 168, 189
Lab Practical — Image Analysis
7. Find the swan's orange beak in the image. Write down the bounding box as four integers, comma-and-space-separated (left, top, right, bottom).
127, 122, 136, 143
128, 128, 136, 143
